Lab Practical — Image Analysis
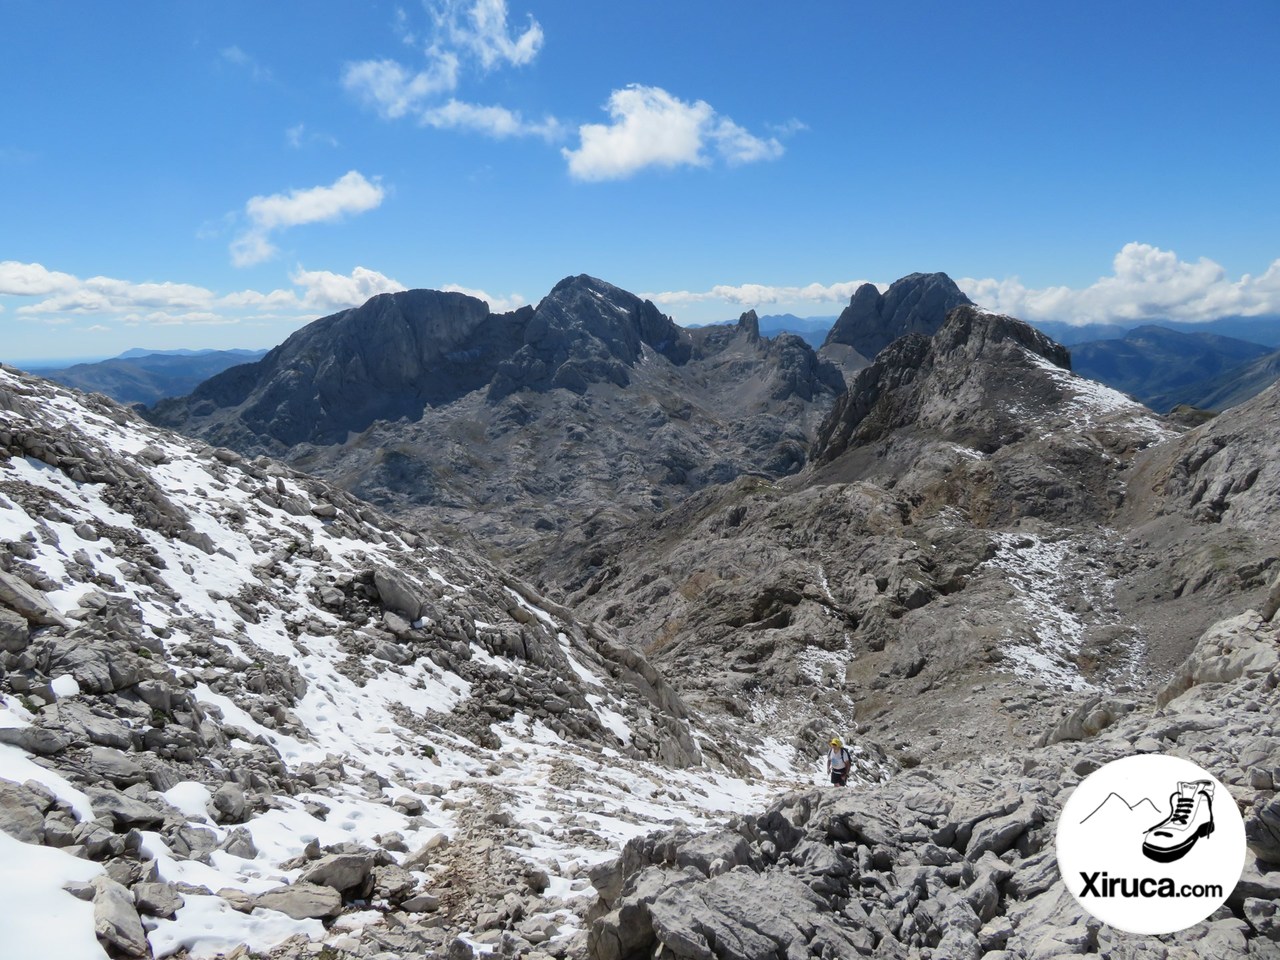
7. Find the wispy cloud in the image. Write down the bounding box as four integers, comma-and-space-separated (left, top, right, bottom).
220, 45, 272, 83
285, 123, 339, 149
563, 85, 783, 181
343, 56, 461, 120
343, 1, 549, 138
960, 243, 1280, 325
230, 171, 386, 267
421, 99, 562, 140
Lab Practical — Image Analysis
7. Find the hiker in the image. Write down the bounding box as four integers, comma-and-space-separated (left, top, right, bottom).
827, 736, 852, 786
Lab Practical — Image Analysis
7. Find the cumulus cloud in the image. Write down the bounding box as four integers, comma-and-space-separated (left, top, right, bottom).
0, 261, 79, 296
289, 266, 407, 311
231, 171, 386, 267
16, 277, 214, 316
959, 243, 1280, 325
343, 1, 548, 136
420, 99, 562, 140
563, 85, 783, 181
648, 279, 878, 309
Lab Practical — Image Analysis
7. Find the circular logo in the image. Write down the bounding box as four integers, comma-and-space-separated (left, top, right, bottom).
1056, 754, 1245, 935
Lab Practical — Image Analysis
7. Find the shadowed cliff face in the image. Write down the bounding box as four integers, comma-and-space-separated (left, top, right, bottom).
813, 305, 1073, 466
822, 271, 974, 360
152, 289, 516, 446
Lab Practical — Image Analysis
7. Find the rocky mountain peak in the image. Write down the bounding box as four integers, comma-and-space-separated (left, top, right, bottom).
150, 288, 524, 449
736, 309, 761, 341
487, 274, 690, 401
823, 271, 973, 359
813, 304, 1161, 480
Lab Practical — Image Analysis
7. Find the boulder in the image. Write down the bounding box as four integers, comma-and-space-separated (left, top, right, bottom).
133, 881, 185, 919
299, 852, 377, 899
0, 569, 69, 627
256, 881, 343, 920
92, 875, 148, 957
0, 778, 52, 843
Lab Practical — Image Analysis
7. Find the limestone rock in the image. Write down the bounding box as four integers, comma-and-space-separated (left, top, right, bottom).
256, 881, 343, 920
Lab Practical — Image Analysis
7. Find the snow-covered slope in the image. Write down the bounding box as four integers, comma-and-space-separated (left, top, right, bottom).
0, 365, 879, 959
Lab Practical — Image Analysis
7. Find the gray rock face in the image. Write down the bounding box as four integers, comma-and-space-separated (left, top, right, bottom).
813, 305, 1074, 468
152, 288, 513, 446
822, 272, 974, 359
488, 275, 691, 401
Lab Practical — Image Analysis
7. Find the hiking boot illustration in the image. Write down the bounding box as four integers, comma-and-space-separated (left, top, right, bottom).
1142, 780, 1215, 863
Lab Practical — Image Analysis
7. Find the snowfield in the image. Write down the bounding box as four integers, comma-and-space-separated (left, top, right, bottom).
0, 366, 838, 959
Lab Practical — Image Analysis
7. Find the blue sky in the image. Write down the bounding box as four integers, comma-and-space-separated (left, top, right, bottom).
3, 1, 1279, 361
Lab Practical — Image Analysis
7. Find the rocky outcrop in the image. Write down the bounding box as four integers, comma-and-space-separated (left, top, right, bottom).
813, 305, 1073, 466
586, 607, 1280, 959
822, 272, 973, 359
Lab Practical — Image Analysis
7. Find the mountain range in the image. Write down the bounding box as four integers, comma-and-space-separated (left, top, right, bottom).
26, 348, 268, 407
2, 270, 1280, 957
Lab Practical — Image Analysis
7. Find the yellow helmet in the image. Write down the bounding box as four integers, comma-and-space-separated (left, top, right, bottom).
830, 737, 841, 747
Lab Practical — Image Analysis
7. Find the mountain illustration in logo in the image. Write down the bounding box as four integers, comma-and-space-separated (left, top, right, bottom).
1080, 792, 1162, 826
1077, 782, 1218, 864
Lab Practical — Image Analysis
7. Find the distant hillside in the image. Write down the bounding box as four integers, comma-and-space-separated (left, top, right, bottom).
1195, 347, 1280, 411
1071, 325, 1273, 412
27, 348, 267, 405
1033, 314, 1280, 347
757, 314, 835, 348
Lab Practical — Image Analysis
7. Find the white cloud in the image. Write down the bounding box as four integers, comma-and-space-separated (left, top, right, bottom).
289, 266, 407, 311
647, 280, 878, 309
563, 85, 783, 181
448, 0, 543, 69
16, 277, 215, 315
343, 1, 543, 129
3, 262, 520, 334
959, 243, 1280, 325
231, 171, 386, 267
421, 99, 562, 140
342, 56, 460, 119
0, 260, 78, 296
711, 118, 785, 166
